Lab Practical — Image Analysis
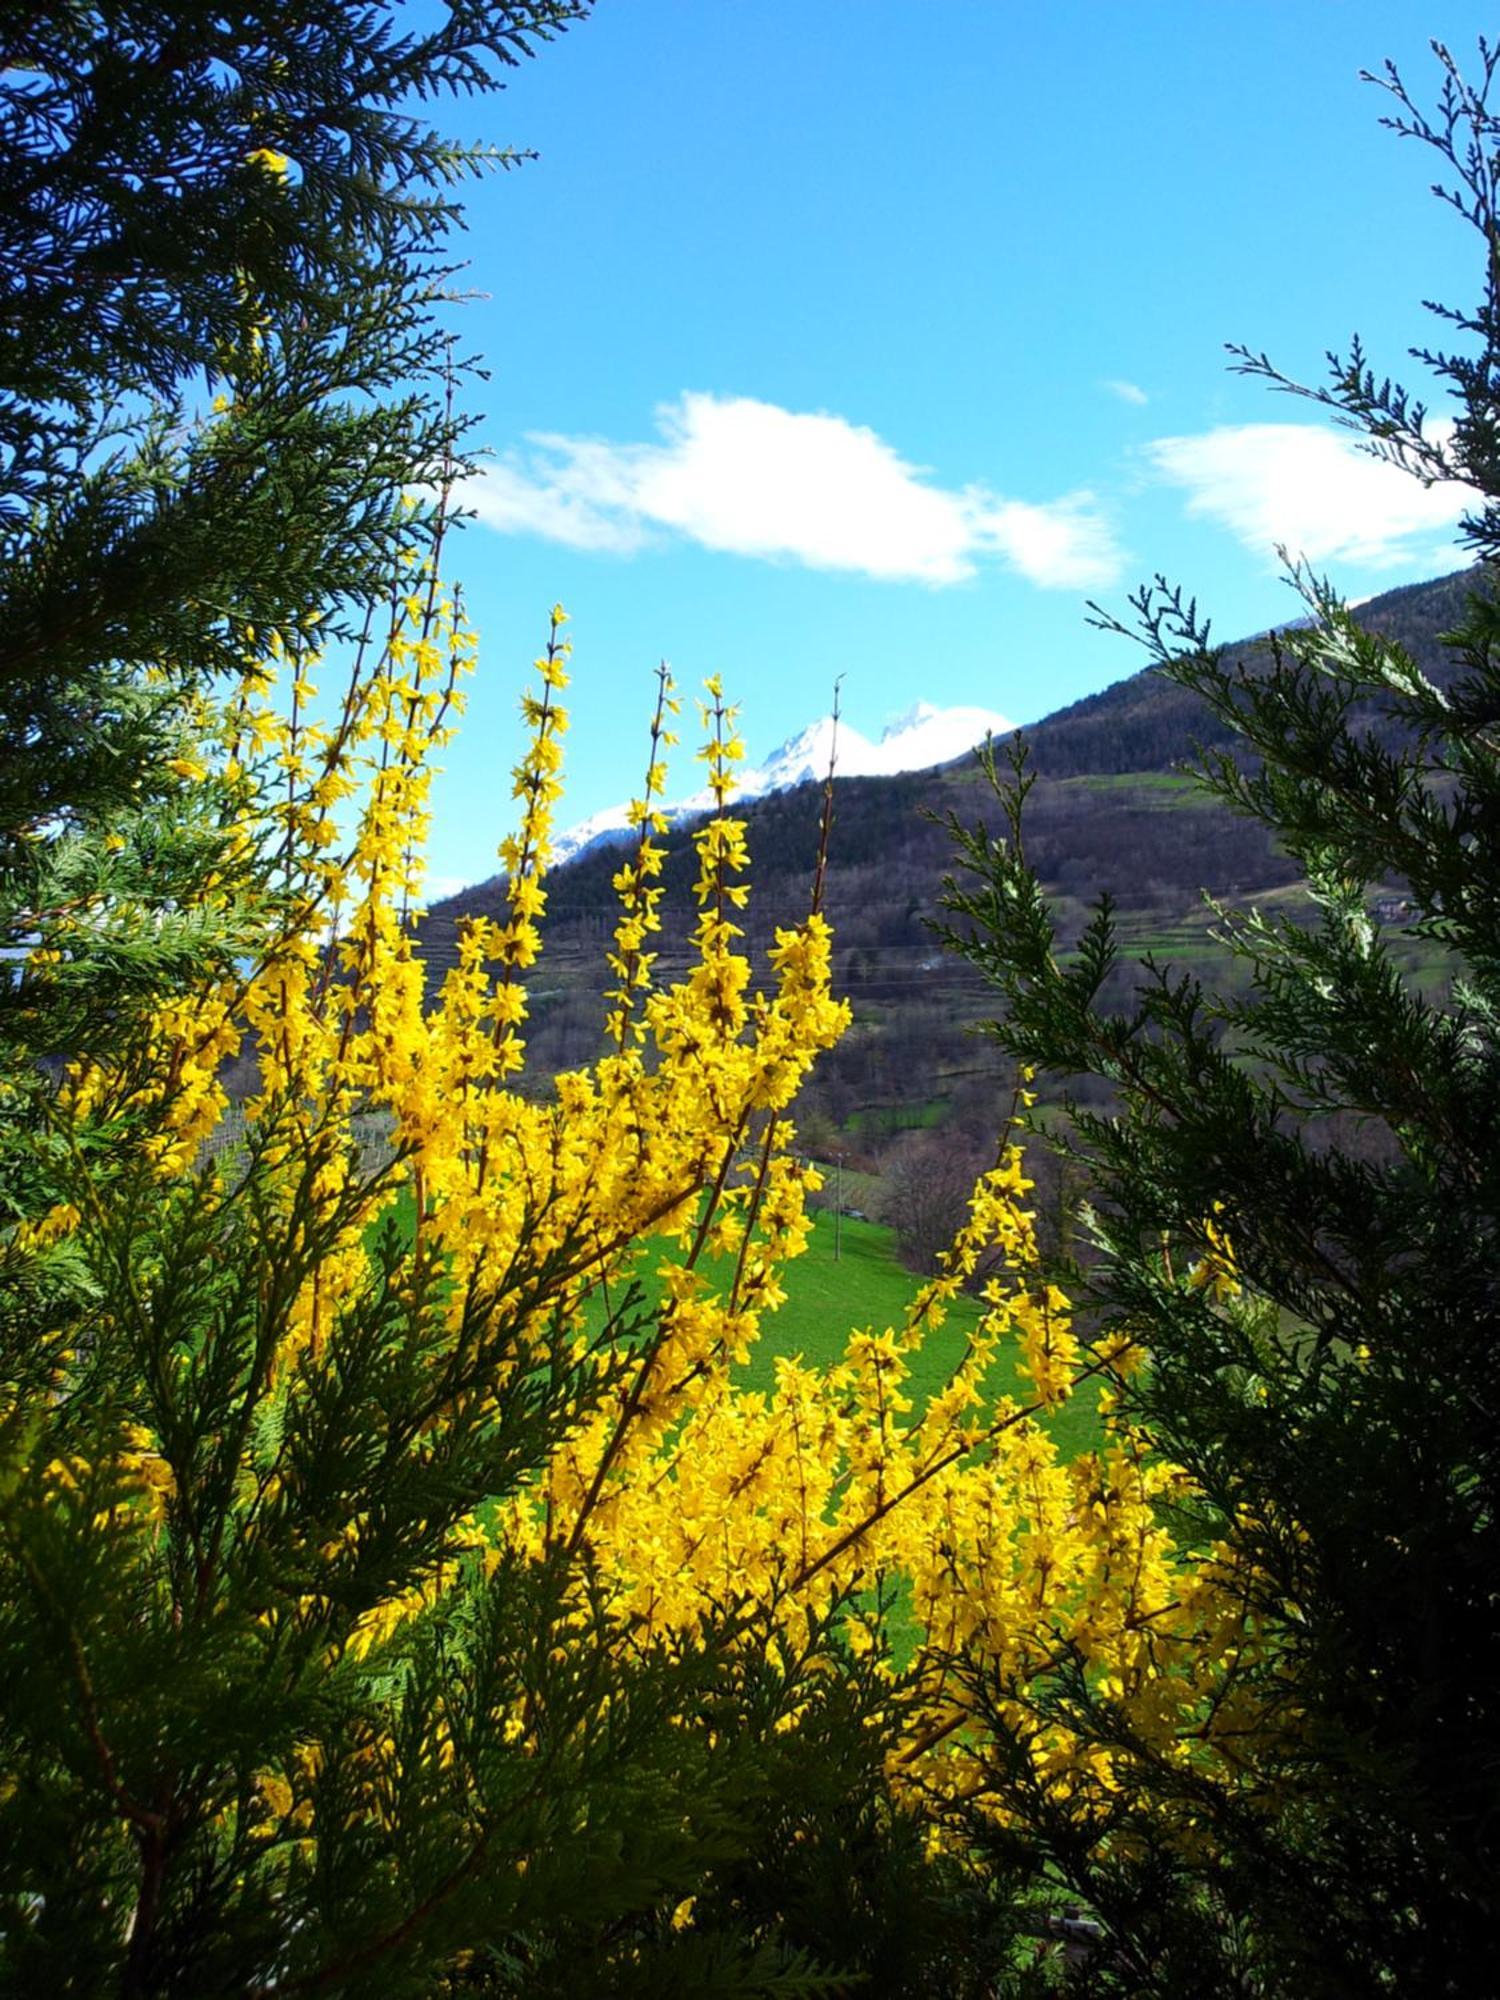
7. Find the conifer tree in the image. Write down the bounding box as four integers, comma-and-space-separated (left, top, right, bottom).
0, 0, 586, 1281
941, 38, 1500, 1995
0, 0, 585, 1578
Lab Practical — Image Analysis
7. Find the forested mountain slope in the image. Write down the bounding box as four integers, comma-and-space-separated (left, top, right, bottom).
1019, 565, 1474, 776
424, 567, 1475, 1138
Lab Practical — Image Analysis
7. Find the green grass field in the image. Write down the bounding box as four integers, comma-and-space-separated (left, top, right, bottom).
618, 1206, 1102, 1459
842, 1096, 949, 1136
384, 1187, 1102, 1457
1064, 771, 1202, 807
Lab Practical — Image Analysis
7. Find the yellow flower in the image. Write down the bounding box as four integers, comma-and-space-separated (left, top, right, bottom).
32, 577, 1268, 1861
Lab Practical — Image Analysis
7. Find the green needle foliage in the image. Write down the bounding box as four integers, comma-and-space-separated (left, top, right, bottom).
0, 1102, 918, 1993
1, 0, 587, 1060
940, 39, 1500, 1999
0, 0, 583, 1482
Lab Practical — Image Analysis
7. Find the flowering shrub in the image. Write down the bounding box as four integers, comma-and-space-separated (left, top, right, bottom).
0, 566, 1265, 1992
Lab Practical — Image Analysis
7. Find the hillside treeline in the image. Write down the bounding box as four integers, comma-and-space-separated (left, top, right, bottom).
426, 568, 1468, 1155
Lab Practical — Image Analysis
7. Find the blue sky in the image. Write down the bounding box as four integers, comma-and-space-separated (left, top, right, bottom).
422, 0, 1495, 895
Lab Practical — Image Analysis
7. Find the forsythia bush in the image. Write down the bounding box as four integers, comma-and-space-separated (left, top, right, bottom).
0, 552, 1270, 1993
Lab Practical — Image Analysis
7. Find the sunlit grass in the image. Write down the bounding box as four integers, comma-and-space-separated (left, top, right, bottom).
605, 1206, 1102, 1458
383, 1186, 1103, 1456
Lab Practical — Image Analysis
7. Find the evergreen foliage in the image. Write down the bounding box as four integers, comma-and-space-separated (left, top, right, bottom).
0, 0, 586, 1656
0, 0, 584, 1139
940, 39, 1500, 1995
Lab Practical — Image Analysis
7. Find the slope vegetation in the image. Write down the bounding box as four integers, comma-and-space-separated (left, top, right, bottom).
423, 568, 1473, 1195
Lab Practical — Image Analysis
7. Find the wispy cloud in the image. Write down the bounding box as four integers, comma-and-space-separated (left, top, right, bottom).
469, 391, 1123, 589
1103, 378, 1149, 407
1148, 422, 1475, 570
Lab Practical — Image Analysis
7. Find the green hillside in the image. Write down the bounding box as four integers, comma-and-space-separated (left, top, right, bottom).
421, 567, 1473, 1220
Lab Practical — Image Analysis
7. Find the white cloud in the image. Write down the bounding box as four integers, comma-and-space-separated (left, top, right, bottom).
1147, 422, 1476, 570
468, 391, 1123, 590
1103, 378, 1149, 406
973, 495, 1123, 590
469, 450, 651, 555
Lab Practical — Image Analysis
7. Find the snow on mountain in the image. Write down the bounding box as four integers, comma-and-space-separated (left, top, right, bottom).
866, 701, 1019, 775
547, 699, 1016, 868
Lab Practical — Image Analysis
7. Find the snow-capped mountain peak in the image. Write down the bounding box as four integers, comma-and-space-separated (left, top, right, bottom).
740, 715, 876, 796
545, 698, 1016, 868
867, 702, 1014, 772
880, 700, 942, 740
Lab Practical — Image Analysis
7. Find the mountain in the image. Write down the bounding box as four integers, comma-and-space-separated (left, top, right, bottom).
544, 699, 1016, 868
423, 568, 1475, 1165
1017, 566, 1476, 779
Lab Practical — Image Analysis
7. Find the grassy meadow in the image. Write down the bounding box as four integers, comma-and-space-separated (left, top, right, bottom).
604, 1204, 1103, 1460
383, 1163, 1105, 1459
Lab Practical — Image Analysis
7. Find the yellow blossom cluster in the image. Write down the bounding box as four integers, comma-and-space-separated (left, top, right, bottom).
40, 577, 1273, 1859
